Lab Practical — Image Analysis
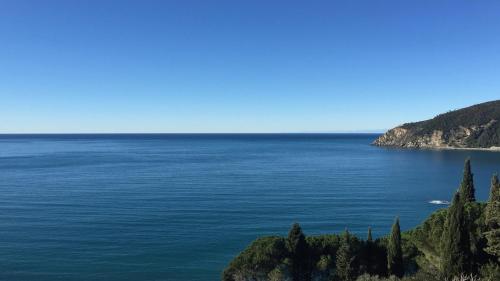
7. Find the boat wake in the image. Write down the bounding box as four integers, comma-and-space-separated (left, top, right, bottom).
429, 200, 450, 205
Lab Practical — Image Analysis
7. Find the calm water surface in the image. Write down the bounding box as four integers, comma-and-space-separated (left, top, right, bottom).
0, 134, 499, 281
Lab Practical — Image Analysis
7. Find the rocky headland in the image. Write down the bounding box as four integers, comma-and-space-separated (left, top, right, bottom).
373, 100, 500, 150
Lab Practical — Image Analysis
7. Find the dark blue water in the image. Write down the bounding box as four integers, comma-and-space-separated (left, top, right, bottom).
0, 134, 499, 281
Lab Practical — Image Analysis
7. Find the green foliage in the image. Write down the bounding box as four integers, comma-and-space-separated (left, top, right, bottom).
400, 233, 420, 275
288, 223, 306, 254
408, 201, 488, 276
287, 223, 310, 281
222, 158, 500, 281
360, 227, 387, 276
356, 271, 440, 281
484, 174, 500, 261
441, 193, 472, 278
313, 255, 335, 281
356, 273, 398, 281
467, 121, 500, 148
222, 236, 288, 281
464, 202, 489, 273
479, 262, 500, 281
316, 254, 334, 271
459, 159, 476, 203
407, 209, 447, 271
268, 263, 292, 281
337, 230, 356, 281
306, 234, 342, 259
400, 100, 500, 148
486, 174, 500, 206
223, 202, 493, 281
387, 218, 404, 278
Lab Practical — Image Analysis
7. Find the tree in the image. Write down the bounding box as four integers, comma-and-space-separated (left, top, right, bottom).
336, 229, 355, 281
459, 158, 476, 203
387, 217, 404, 277
363, 226, 377, 275
441, 192, 471, 278
485, 174, 500, 261
287, 223, 309, 281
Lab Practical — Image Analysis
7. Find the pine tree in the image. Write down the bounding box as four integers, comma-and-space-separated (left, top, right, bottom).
485, 174, 500, 261
387, 217, 404, 277
287, 223, 309, 281
441, 192, 471, 278
367, 227, 373, 243
459, 158, 476, 203
336, 229, 355, 281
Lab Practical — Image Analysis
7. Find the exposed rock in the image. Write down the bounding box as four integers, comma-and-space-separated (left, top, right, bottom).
373, 100, 500, 149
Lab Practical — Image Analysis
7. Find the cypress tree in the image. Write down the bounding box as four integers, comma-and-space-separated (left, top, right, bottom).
459, 158, 476, 203
485, 174, 500, 261
287, 223, 309, 281
364, 227, 376, 275
336, 229, 354, 281
387, 217, 404, 277
441, 192, 471, 278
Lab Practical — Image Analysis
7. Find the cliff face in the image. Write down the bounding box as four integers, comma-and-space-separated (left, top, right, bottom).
373, 101, 500, 149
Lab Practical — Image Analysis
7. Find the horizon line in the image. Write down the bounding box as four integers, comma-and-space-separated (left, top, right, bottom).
0, 131, 386, 135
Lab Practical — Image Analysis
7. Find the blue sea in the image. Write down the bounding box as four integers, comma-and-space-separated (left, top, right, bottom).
0, 134, 499, 281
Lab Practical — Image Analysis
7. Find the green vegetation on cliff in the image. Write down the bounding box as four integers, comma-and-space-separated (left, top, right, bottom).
402, 100, 500, 136
374, 100, 500, 148
223, 159, 500, 281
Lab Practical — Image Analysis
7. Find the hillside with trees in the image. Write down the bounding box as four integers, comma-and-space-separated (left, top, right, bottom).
373, 100, 500, 149
222, 159, 500, 281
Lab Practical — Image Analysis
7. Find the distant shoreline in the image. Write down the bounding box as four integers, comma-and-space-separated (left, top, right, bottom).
375, 144, 500, 152
0, 132, 384, 135
437, 146, 500, 152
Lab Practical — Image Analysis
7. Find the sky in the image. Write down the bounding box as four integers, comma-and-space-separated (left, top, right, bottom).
1, 0, 499, 133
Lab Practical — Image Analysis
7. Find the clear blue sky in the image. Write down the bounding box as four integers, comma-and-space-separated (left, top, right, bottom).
1, 0, 499, 133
